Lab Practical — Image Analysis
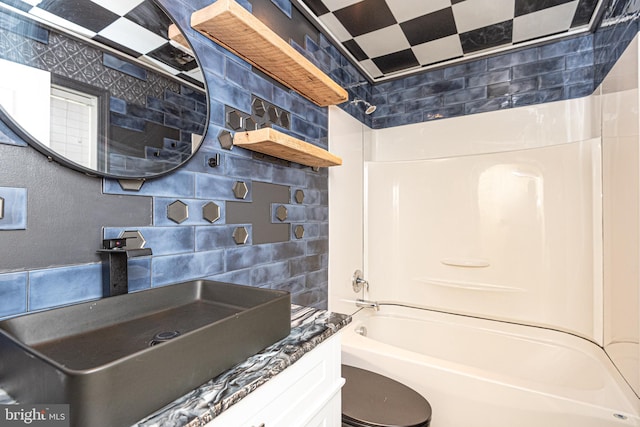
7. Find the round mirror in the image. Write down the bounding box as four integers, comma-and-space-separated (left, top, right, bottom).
0, 0, 208, 179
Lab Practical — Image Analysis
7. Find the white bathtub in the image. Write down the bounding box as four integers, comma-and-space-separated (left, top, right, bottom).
341, 304, 640, 427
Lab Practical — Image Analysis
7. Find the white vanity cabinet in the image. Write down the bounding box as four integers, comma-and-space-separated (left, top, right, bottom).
204, 333, 344, 427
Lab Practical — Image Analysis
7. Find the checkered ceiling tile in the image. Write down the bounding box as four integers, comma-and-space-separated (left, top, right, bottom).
296, 0, 604, 81
3, 0, 202, 86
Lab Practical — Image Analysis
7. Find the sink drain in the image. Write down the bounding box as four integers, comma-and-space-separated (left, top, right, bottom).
149, 330, 181, 346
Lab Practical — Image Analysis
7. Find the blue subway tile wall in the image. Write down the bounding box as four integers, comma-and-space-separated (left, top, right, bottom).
0, 273, 27, 319
98, 0, 344, 308
29, 264, 103, 311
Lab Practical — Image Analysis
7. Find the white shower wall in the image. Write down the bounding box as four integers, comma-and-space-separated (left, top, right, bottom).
365, 137, 603, 342
601, 35, 640, 394
329, 96, 605, 344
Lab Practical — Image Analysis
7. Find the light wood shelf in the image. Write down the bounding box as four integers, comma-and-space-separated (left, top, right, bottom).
233, 128, 342, 167
190, 0, 348, 107
168, 24, 189, 50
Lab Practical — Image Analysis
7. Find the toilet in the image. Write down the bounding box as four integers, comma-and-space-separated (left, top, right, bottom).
341, 365, 432, 427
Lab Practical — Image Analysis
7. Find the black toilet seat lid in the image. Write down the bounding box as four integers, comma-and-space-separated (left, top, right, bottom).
342, 365, 432, 427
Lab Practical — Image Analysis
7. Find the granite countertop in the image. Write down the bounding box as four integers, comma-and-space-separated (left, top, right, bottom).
0, 306, 350, 426
131, 305, 350, 427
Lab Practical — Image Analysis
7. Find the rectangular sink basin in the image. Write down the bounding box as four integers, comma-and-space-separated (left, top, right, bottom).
0, 280, 291, 427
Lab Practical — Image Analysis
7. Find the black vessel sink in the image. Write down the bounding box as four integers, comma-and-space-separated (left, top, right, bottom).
0, 280, 291, 427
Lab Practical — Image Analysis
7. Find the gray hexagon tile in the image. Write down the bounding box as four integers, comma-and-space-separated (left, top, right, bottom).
167, 200, 189, 224
202, 201, 221, 223
232, 181, 249, 199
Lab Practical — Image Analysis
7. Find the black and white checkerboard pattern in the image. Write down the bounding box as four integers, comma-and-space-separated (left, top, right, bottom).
1, 0, 202, 85
298, 0, 602, 80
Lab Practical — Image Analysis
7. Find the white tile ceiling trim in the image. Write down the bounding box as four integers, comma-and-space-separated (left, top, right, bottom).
513, 1, 579, 43
28, 8, 97, 39
452, 0, 515, 33
98, 17, 167, 55
322, 0, 362, 12
386, 0, 451, 23
90, 0, 144, 17
319, 12, 353, 42
412, 34, 464, 65
354, 24, 410, 58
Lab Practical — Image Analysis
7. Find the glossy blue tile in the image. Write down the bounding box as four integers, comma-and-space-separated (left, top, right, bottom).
225, 245, 272, 270
251, 261, 289, 286
152, 250, 225, 287
0, 272, 27, 318
422, 79, 465, 96
370, 114, 405, 129
465, 96, 511, 115
205, 73, 251, 113
566, 50, 595, 69
373, 78, 406, 94
290, 116, 321, 141
405, 95, 443, 112
103, 170, 196, 197
0, 187, 27, 230
196, 174, 252, 201
164, 90, 196, 110
306, 238, 328, 256
104, 226, 195, 255
444, 87, 487, 105
225, 60, 274, 101
128, 258, 152, 292
487, 79, 537, 98
404, 69, 446, 86
271, 165, 307, 188
374, 103, 406, 117
110, 97, 127, 114
512, 88, 564, 107
181, 85, 207, 105
467, 69, 511, 88
110, 112, 146, 131
272, 204, 305, 222
388, 86, 423, 104
271, 241, 306, 261
195, 225, 247, 250
538, 67, 594, 89
208, 269, 252, 286
226, 155, 274, 181
444, 59, 487, 79
103, 53, 147, 80
512, 57, 565, 79
289, 255, 322, 277
568, 82, 595, 98
293, 188, 321, 205
539, 35, 593, 59
487, 48, 539, 70
29, 264, 103, 311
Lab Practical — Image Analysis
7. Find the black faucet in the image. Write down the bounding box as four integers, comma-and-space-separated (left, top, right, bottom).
98, 238, 152, 297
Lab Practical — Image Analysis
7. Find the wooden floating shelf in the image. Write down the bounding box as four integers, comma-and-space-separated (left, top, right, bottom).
168, 24, 189, 50
191, 0, 348, 107
233, 128, 342, 168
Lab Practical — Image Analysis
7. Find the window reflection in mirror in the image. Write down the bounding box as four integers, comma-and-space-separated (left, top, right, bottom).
0, 0, 207, 179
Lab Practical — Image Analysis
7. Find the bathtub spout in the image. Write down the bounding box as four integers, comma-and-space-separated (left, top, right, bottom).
356, 298, 379, 311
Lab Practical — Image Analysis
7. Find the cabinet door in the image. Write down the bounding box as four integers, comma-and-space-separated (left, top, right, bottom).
205, 334, 343, 427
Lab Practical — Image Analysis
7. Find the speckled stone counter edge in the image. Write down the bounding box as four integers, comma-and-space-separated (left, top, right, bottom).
132, 305, 351, 427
